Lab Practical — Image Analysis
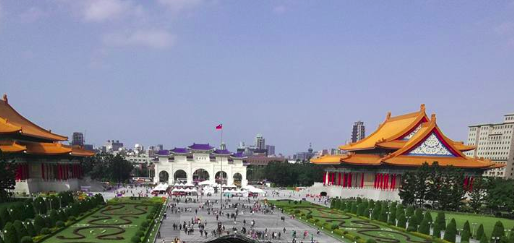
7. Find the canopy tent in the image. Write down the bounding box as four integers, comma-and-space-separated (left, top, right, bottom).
199, 181, 216, 186
152, 183, 169, 192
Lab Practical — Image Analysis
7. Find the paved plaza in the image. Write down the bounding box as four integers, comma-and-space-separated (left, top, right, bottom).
95, 186, 339, 243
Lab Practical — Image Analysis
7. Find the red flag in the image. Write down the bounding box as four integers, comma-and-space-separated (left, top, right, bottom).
216, 124, 223, 130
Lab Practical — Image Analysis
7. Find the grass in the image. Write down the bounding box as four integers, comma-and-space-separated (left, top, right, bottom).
43, 198, 159, 243
271, 200, 433, 243
431, 212, 514, 237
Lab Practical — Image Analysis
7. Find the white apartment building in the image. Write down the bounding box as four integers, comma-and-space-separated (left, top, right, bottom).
466, 114, 514, 178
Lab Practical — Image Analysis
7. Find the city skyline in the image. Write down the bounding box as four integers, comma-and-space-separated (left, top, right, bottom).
1, 1, 514, 155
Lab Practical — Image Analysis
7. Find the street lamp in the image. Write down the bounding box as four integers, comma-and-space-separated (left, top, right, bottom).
386, 211, 391, 222
492, 236, 500, 243
369, 209, 373, 219
472, 223, 477, 237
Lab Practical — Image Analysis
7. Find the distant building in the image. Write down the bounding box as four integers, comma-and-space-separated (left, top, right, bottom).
255, 134, 265, 150
351, 121, 365, 143
71, 132, 84, 146
266, 145, 275, 156
105, 140, 124, 153
293, 144, 316, 161
245, 155, 286, 166
466, 113, 514, 179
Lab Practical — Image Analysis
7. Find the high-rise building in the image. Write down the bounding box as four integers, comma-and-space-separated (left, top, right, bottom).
105, 140, 124, 152
351, 121, 366, 143
266, 145, 275, 156
71, 132, 84, 146
255, 134, 265, 150
466, 113, 514, 179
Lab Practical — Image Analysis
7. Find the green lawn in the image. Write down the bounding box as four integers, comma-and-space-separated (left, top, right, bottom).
431, 212, 514, 237
43, 199, 158, 242
271, 200, 432, 243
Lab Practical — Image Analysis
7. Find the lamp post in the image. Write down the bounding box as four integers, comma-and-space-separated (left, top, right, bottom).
492, 236, 500, 243
406, 216, 411, 228
386, 211, 391, 222
472, 223, 477, 238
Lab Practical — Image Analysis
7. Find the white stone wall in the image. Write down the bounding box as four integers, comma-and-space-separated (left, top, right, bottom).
13, 178, 81, 195
154, 154, 247, 186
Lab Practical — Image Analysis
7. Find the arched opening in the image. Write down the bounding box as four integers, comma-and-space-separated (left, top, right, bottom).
174, 170, 187, 183
215, 171, 227, 185
193, 169, 210, 182
159, 171, 169, 183
233, 173, 242, 187
320, 191, 327, 197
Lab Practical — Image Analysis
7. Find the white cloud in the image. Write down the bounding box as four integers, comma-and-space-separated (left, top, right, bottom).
157, 0, 204, 13
82, 0, 138, 22
103, 29, 175, 49
20, 7, 49, 23
273, 5, 287, 15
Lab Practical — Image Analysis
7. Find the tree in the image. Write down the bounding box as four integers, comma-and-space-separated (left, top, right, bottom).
406, 206, 414, 217
418, 217, 430, 235
357, 201, 368, 216
469, 177, 486, 213
435, 212, 446, 230
13, 220, 28, 242
388, 209, 397, 226
485, 179, 514, 214
476, 224, 485, 240
20, 236, 33, 243
379, 204, 388, 223
33, 215, 45, 234
371, 202, 380, 220
444, 219, 457, 243
480, 233, 489, 243
0, 208, 12, 229
49, 210, 59, 227
24, 222, 36, 237
3, 222, 17, 243
396, 204, 405, 219
433, 221, 443, 238
461, 230, 471, 242
463, 221, 471, 237
492, 221, 505, 238
397, 214, 407, 228
0, 152, 16, 202
110, 154, 134, 183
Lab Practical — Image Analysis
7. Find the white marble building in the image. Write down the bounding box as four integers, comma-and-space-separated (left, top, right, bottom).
153, 143, 248, 186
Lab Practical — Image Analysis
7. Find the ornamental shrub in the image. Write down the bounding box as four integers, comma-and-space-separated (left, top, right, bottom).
331, 223, 339, 230
20, 236, 33, 243
480, 233, 489, 243
68, 216, 76, 222
407, 217, 418, 231
3, 222, 17, 243
406, 206, 414, 217
417, 217, 430, 235
461, 230, 471, 242
346, 202, 353, 213
477, 224, 485, 240
371, 203, 381, 220
366, 239, 377, 243
25, 221, 36, 237
435, 212, 446, 230
0, 208, 12, 229
13, 220, 28, 242
492, 221, 505, 238
463, 221, 471, 236
49, 210, 59, 227
397, 214, 407, 228
131, 236, 140, 243
388, 210, 397, 226
444, 219, 457, 243
141, 221, 149, 228
432, 221, 442, 238
396, 204, 405, 219
56, 221, 65, 228
407, 224, 417, 232
40, 227, 50, 235
33, 215, 45, 234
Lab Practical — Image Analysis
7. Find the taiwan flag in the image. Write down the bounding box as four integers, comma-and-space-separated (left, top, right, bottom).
216, 124, 223, 130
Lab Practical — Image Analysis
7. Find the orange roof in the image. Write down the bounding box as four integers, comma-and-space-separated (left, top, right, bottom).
382, 156, 495, 168
0, 140, 27, 153
0, 95, 67, 141
341, 153, 382, 165
69, 145, 95, 157
340, 104, 428, 151
23, 142, 72, 155
311, 154, 347, 164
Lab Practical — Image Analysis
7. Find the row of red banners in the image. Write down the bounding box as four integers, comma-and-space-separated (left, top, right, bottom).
41, 163, 83, 180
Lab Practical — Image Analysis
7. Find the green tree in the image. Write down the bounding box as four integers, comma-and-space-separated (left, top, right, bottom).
463, 221, 471, 237
418, 217, 430, 235
20, 236, 32, 243
351, 202, 358, 214
397, 214, 407, 228
477, 224, 485, 240
3, 222, 17, 243
371, 202, 381, 220
480, 233, 489, 243
492, 221, 505, 238
33, 215, 45, 234
24, 222, 36, 237
406, 206, 414, 217
13, 220, 28, 242
433, 221, 443, 238
0, 208, 12, 229
0, 153, 16, 202
469, 177, 486, 213
435, 212, 446, 230
485, 179, 514, 214
379, 204, 388, 223
346, 201, 353, 213
388, 209, 397, 226
49, 210, 59, 227
444, 219, 457, 243
357, 201, 368, 216
461, 230, 471, 242
396, 204, 405, 219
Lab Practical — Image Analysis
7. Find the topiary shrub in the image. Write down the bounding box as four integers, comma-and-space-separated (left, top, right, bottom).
443, 219, 457, 243
331, 223, 339, 230
13, 220, 29, 241
492, 221, 505, 238
68, 216, 76, 222
3, 222, 18, 243
141, 221, 149, 228
56, 221, 65, 228
480, 233, 489, 243
366, 239, 377, 243
131, 236, 140, 243
461, 230, 471, 242
476, 224, 485, 240
40, 227, 50, 235
20, 236, 33, 243
25, 221, 36, 237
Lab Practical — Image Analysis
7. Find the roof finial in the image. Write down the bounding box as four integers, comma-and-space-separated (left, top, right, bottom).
431, 113, 436, 122
2, 94, 8, 104
386, 112, 391, 119
420, 104, 425, 111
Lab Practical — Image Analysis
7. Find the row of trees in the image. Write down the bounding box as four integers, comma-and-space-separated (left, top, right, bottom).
0, 152, 17, 202
247, 161, 324, 187
0, 194, 105, 243
82, 152, 134, 183
399, 162, 514, 215
330, 198, 514, 243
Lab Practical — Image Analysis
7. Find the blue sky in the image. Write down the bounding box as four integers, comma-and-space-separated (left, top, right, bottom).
1, 0, 514, 156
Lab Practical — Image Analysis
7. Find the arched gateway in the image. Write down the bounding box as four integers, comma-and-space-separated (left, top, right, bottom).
153, 144, 247, 186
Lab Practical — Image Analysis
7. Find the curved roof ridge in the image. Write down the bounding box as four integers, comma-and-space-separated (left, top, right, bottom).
0, 96, 67, 141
